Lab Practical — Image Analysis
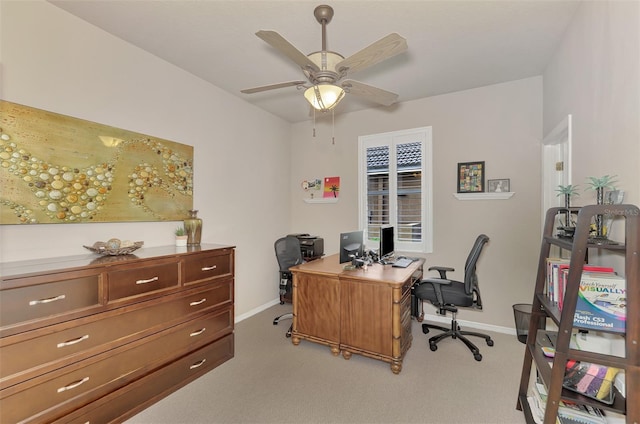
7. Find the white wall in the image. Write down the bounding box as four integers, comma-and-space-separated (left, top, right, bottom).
0, 1, 291, 318
290, 77, 543, 330
543, 0, 639, 270
544, 0, 639, 206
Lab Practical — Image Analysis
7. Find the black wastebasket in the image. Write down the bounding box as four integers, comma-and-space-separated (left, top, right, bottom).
512, 303, 542, 344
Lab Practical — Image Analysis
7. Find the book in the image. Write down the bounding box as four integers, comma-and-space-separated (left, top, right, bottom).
546, 258, 570, 303
573, 272, 626, 333
557, 265, 615, 310
530, 382, 606, 424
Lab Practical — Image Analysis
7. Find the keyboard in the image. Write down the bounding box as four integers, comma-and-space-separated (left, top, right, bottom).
392, 257, 413, 268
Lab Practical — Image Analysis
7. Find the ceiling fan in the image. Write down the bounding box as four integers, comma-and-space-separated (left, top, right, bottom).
241, 4, 408, 112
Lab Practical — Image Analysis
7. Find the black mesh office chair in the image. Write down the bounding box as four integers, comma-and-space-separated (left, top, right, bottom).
272, 236, 304, 338
413, 234, 493, 361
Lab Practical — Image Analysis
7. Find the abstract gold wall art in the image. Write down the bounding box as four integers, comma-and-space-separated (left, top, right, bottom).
0, 101, 194, 224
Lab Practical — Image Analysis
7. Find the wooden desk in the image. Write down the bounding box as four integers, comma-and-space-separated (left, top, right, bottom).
290, 254, 422, 374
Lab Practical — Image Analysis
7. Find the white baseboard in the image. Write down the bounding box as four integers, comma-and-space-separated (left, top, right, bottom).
238, 299, 517, 338
235, 298, 281, 323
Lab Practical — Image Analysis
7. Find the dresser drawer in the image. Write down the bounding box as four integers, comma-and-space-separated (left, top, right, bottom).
0, 281, 233, 389
53, 334, 234, 424
184, 249, 233, 285
0, 310, 232, 424
0, 273, 100, 329
107, 260, 179, 301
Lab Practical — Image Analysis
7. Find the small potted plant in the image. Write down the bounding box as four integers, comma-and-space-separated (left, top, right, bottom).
175, 226, 188, 247
586, 175, 618, 204
556, 184, 579, 237
586, 175, 618, 239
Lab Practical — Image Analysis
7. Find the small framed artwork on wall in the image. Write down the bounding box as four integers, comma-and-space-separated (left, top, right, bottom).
488, 179, 510, 193
457, 161, 485, 193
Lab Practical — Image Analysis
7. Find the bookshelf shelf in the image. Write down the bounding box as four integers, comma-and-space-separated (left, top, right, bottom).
516, 204, 639, 424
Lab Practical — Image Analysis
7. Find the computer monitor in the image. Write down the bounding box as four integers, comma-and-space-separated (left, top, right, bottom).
339, 230, 364, 263
379, 226, 394, 259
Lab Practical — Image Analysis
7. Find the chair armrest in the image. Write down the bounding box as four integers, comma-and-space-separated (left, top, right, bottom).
427, 266, 455, 279
417, 278, 452, 308
420, 278, 452, 286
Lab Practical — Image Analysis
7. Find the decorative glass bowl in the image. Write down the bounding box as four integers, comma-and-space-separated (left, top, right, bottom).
84, 240, 144, 256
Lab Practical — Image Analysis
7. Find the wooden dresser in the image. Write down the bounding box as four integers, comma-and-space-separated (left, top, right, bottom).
290, 254, 422, 374
0, 244, 235, 423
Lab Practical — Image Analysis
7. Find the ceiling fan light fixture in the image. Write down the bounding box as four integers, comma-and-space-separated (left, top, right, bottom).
304, 84, 345, 111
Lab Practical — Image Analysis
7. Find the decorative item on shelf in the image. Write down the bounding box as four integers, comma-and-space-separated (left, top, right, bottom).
175, 226, 188, 247
184, 209, 202, 246
323, 176, 340, 198
586, 175, 618, 240
555, 184, 580, 238
84, 239, 144, 256
603, 189, 625, 240
487, 179, 510, 193
457, 161, 485, 193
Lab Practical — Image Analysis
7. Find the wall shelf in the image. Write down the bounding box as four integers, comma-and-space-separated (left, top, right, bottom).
453, 192, 514, 200
303, 197, 339, 204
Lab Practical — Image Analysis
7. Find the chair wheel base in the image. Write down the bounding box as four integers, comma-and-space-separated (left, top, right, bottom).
474, 353, 482, 361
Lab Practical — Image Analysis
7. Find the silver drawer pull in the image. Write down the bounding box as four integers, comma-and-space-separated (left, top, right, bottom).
190, 359, 206, 369
57, 334, 89, 348
201, 265, 217, 271
190, 328, 206, 337
57, 376, 89, 393
135, 276, 159, 285
29, 294, 66, 306
189, 298, 207, 306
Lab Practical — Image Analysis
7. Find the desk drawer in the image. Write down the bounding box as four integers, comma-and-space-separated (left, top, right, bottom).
0, 273, 100, 329
107, 260, 179, 301
400, 290, 412, 352
53, 334, 234, 424
0, 281, 233, 388
0, 310, 232, 424
184, 249, 233, 285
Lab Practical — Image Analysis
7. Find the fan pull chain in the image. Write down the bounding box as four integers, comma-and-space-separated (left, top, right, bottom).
312, 108, 316, 137
332, 110, 335, 145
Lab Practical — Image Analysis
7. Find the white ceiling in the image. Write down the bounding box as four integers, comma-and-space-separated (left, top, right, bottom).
48, 0, 580, 123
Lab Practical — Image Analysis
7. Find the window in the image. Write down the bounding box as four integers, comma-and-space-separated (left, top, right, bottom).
358, 127, 433, 253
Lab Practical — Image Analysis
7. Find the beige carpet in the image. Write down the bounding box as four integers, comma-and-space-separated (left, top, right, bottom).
126, 303, 528, 424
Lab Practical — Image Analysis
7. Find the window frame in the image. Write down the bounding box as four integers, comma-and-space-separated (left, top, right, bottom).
358, 126, 433, 254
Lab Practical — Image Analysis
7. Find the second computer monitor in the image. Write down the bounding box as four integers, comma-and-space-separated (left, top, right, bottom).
339, 230, 364, 263
379, 226, 394, 258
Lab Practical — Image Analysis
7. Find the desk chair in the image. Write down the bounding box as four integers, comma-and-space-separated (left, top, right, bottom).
413, 234, 493, 361
272, 236, 304, 338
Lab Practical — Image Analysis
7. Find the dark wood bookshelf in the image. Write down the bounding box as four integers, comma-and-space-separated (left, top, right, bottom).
516, 204, 639, 423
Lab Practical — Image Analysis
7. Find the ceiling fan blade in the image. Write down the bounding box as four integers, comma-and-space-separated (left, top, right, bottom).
241, 81, 307, 94
336, 33, 407, 75
256, 30, 320, 72
341, 80, 399, 106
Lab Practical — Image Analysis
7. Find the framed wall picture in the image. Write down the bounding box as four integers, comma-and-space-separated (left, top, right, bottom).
457, 161, 485, 193
0, 100, 194, 224
488, 179, 510, 193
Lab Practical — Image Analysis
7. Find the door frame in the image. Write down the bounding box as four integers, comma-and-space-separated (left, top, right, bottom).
542, 115, 572, 225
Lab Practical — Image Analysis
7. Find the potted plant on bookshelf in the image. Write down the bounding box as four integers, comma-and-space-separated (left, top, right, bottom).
556, 184, 580, 238
175, 226, 188, 247
586, 175, 618, 239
